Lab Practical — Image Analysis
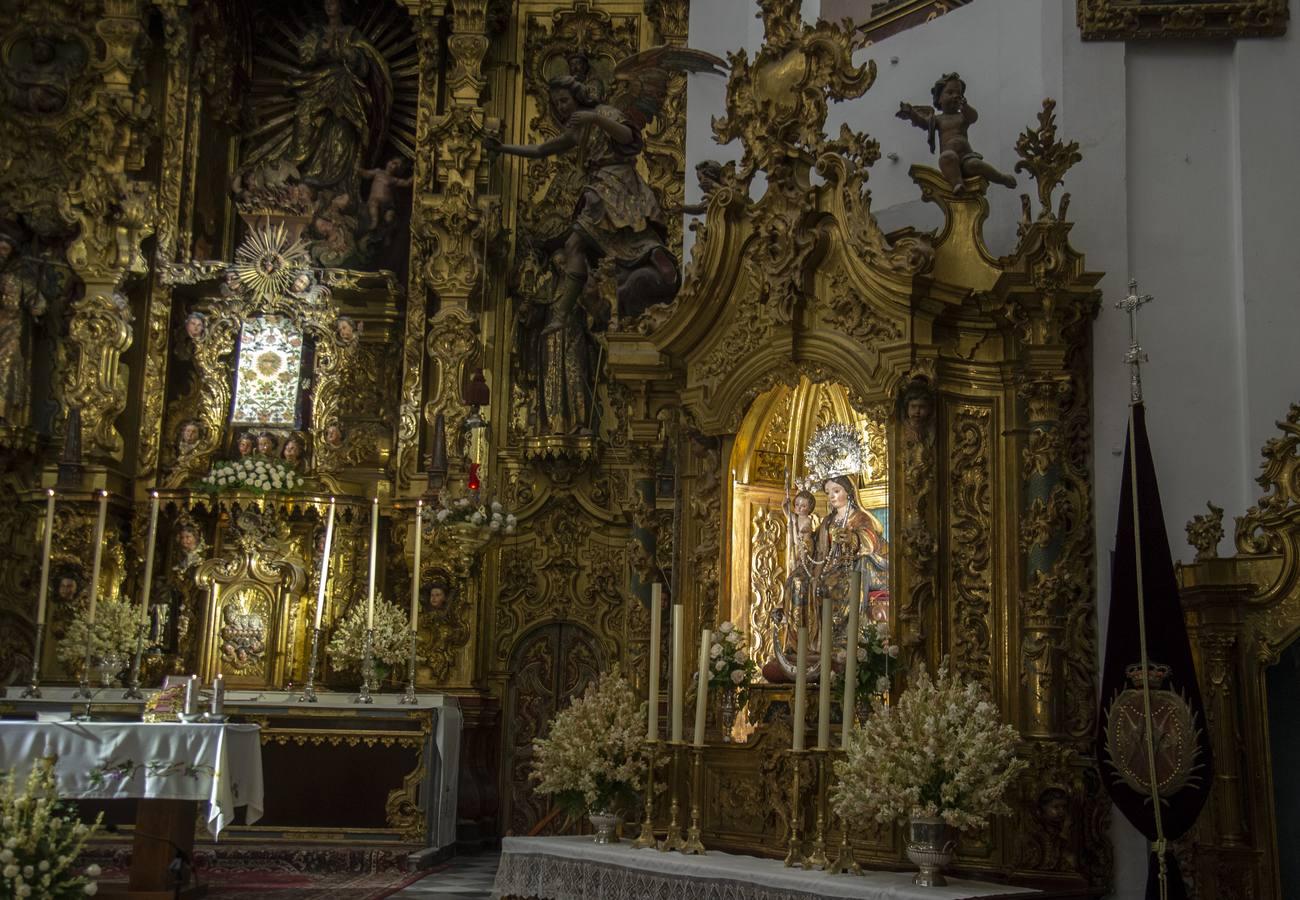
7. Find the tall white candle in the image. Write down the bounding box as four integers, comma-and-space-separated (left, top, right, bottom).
410, 501, 423, 632
366, 498, 379, 629
86, 490, 109, 625
817, 590, 834, 750
313, 498, 337, 629
693, 629, 712, 746
138, 491, 160, 626
792, 625, 809, 751
646, 584, 663, 740
670, 603, 684, 743
211, 673, 225, 717
841, 570, 863, 750
35, 489, 55, 625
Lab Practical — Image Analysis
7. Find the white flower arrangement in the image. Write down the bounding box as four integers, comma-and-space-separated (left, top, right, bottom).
531, 666, 647, 816
198, 457, 304, 494
832, 661, 1026, 832
707, 622, 757, 694
429, 496, 516, 535
326, 595, 410, 675
831, 619, 902, 702
55, 597, 138, 673
0, 760, 102, 899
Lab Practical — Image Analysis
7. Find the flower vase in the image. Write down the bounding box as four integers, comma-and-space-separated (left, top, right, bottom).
588, 810, 622, 844
906, 816, 957, 886
715, 686, 738, 742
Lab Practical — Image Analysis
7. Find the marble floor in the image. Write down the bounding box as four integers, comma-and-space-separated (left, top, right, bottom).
395, 852, 501, 898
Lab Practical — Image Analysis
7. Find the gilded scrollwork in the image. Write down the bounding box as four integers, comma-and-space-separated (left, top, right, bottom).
949, 405, 993, 688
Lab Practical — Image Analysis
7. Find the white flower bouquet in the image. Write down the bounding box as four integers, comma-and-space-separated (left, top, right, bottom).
0, 760, 102, 899
198, 457, 303, 494
55, 597, 138, 676
832, 619, 902, 702
832, 662, 1026, 831
326, 595, 409, 679
707, 622, 757, 695
430, 497, 516, 535
531, 666, 647, 817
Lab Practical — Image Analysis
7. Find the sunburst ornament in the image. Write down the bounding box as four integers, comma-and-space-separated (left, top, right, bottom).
232, 224, 312, 302
805, 423, 865, 486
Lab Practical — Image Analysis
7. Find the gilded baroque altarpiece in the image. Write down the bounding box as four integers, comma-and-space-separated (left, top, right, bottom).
0, 0, 1117, 887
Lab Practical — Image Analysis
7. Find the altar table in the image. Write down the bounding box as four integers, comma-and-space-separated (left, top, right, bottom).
0, 721, 264, 898
493, 836, 1040, 900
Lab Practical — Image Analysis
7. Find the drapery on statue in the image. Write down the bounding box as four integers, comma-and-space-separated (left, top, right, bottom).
485, 46, 727, 335
283, 0, 393, 201
897, 72, 1017, 194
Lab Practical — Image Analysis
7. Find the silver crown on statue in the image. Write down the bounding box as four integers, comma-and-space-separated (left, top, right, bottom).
803, 423, 864, 487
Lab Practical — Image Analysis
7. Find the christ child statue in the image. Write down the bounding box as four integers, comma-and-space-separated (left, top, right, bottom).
897, 72, 1016, 194
358, 157, 412, 229
783, 488, 819, 577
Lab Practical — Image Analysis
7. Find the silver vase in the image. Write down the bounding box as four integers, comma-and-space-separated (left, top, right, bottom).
588, 810, 622, 844
906, 816, 957, 886
716, 685, 738, 742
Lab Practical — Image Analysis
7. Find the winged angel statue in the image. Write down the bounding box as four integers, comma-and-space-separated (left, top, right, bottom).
486, 46, 726, 334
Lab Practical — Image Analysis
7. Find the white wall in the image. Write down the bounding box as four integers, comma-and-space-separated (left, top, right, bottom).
682, 1, 1300, 897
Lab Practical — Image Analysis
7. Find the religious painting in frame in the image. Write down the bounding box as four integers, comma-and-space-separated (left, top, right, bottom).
1078, 0, 1287, 40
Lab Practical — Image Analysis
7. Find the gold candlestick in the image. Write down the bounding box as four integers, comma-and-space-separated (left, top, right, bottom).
804, 748, 830, 869
631, 739, 660, 849
784, 748, 807, 867
657, 741, 686, 851
827, 748, 861, 874
681, 745, 706, 855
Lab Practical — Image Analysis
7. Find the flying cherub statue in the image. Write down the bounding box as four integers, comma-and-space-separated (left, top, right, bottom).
897, 72, 1017, 194
485, 46, 727, 333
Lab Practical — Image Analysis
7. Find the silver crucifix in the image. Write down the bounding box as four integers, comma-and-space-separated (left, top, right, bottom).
1115, 278, 1152, 405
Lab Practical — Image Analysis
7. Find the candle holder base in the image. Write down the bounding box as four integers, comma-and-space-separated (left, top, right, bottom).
783, 834, 805, 868
828, 833, 861, 875
297, 627, 323, 703
121, 682, 144, 701
398, 629, 419, 704
20, 682, 41, 699
354, 628, 376, 703
23, 625, 46, 700
681, 815, 706, 855
73, 678, 93, 700
804, 815, 829, 870
631, 740, 659, 850
657, 799, 686, 852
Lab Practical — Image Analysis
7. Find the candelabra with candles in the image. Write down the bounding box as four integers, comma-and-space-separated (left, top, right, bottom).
784, 749, 808, 867
631, 738, 661, 849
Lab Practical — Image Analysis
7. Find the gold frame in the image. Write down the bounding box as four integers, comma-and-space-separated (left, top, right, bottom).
1078, 0, 1288, 40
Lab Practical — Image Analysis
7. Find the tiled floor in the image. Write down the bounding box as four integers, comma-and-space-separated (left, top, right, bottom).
395, 852, 500, 898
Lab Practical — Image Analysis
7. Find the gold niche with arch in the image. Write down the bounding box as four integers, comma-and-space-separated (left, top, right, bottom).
727, 378, 889, 678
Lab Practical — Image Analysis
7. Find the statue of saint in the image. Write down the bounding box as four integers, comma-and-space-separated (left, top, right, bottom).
283, 0, 393, 200
486, 47, 725, 335
812, 475, 888, 642
0, 230, 46, 427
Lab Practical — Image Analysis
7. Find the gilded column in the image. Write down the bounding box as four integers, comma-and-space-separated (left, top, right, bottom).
1018, 375, 1071, 738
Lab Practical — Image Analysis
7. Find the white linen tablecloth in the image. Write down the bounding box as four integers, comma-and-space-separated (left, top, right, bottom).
0, 722, 263, 839
493, 836, 1038, 900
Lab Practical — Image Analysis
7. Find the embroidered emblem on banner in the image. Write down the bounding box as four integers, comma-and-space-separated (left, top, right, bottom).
1104, 662, 1204, 802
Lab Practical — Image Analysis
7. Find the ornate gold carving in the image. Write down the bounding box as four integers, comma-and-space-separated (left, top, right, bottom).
65, 292, 132, 461
1014, 99, 1082, 227
949, 405, 992, 688
1078, 0, 1287, 40
1235, 403, 1300, 556
747, 504, 785, 669
1187, 502, 1225, 562
384, 759, 428, 842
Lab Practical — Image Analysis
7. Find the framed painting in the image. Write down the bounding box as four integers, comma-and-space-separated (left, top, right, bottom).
1078, 0, 1287, 40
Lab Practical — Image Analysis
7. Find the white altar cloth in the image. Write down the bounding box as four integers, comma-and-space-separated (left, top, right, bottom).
493, 836, 1038, 900
0, 721, 263, 839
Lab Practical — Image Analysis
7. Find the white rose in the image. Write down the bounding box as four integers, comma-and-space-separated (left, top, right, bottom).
724, 630, 738, 644
0, 850, 12, 863
730, 669, 746, 685
506, 514, 517, 526
887, 645, 900, 658
455, 498, 469, 508
876, 676, 890, 693
713, 659, 726, 672
505, 525, 516, 535
4, 838, 15, 849
84, 884, 98, 896
37, 861, 47, 872
490, 520, 501, 531
735, 650, 748, 663
857, 647, 867, 662
17, 886, 31, 898
492, 501, 503, 512
4, 865, 18, 878
85, 865, 101, 878
436, 509, 450, 522
718, 621, 733, 634
22, 866, 33, 878
709, 644, 722, 659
